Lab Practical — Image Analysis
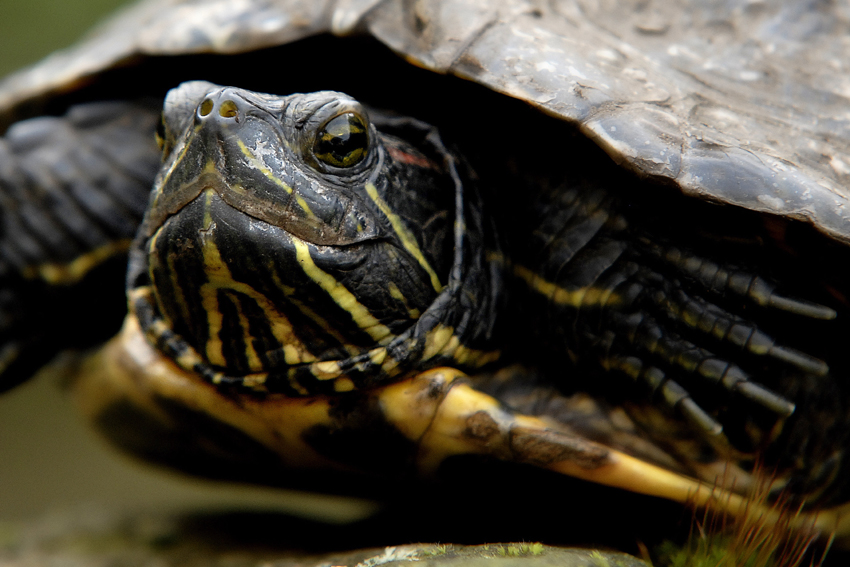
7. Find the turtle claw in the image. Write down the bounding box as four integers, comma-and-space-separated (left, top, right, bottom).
651, 244, 837, 321
649, 282, 830, 377
607, 355, 725, 438
734, 381, 796, 418
766, 345, 829, 377
750, 277, 837, 320
605, 306, 797, 427
586, 239, 832, 438
678, 397, 724, 437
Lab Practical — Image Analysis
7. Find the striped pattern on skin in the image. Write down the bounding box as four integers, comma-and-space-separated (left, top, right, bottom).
0, 100, 161, 393
496, 170, 845, 501
129, 85, 503, 396
1, 103, 156, 278
140, 186, 499, 395
22, 239, 134, 285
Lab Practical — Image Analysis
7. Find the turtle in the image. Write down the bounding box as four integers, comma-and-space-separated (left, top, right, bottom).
2, 0, 850, 551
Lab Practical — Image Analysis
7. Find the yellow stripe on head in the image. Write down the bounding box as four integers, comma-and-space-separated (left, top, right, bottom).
387, 281, 422, 319
237, 139, 319, 222
365, 182, 444, 293
293, 238, 394, 344
197, 191, 317, 368
237, 139, 293, 195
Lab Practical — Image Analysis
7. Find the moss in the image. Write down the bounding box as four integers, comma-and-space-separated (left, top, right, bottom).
652, 517, 828, 567
421, 544, 450, 557
589, 549, 612, 567
495, 542, 545, 557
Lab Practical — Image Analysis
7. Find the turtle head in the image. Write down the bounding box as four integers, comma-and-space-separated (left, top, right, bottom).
128, 82, 501, 395
151, 81, 387, 247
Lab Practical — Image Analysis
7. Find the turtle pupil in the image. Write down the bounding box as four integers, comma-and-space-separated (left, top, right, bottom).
314, 113, 368, 168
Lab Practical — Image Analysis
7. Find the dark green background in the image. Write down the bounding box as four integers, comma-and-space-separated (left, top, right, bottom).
0, 0, 375, 523
0, 0, 133, 78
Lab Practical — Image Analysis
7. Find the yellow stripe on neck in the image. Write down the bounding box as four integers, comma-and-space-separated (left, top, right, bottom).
365, 182, 444, 293
293, 237, 394, 344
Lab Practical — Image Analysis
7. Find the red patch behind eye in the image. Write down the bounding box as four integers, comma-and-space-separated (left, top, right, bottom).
386, 145, 439, 169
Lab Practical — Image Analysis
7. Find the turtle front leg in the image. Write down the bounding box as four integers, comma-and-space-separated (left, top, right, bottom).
73, 316, 842, 537
379, 367, 843, 540
0, 100, 160, 393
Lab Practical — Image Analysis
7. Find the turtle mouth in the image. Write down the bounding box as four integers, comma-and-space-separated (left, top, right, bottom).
146, 168, 383, 248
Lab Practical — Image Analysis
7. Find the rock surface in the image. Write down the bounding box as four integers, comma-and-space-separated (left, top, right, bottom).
0, 507, 647, 567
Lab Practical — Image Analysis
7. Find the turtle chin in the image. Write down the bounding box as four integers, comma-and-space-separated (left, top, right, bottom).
143, 187, 439, 386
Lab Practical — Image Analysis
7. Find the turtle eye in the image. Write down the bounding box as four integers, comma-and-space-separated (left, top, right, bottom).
313, 113, 369, 168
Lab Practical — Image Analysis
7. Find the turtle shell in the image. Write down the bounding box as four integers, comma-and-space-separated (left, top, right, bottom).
2, 0, 850, 553
2, 0, 849, 242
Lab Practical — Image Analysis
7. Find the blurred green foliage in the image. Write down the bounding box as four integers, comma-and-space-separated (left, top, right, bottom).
0, 0, 135, 79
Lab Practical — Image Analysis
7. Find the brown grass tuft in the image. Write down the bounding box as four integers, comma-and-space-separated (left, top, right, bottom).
653, 465, 833, 567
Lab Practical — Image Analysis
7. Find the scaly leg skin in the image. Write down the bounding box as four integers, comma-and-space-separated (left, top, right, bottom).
382, 367, 844, 540
72, 317, 842, 539
507, 179, 844, 469
0, 100, 160, 392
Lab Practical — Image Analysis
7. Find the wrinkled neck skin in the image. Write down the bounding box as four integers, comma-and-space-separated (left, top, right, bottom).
127, 82, 503, 397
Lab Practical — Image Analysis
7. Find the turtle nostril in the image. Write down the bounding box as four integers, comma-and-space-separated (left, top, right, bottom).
219, 100, 239, 119
198, 98, 214, 117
